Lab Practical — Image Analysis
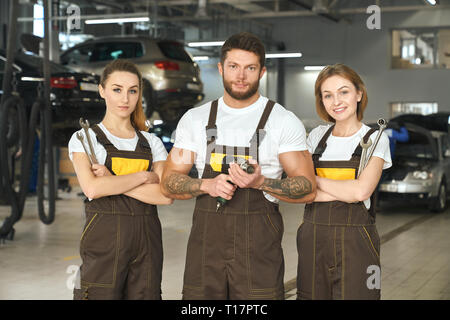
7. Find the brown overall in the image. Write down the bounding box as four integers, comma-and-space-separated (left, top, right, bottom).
297, 125, 381, 300
182, 99, 285, 300
73, 125, 163, 300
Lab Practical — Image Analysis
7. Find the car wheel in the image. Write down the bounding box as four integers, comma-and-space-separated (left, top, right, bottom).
429, 180, 447, 213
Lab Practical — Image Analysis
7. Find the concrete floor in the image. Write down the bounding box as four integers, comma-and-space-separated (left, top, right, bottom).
1, 187, 449, 300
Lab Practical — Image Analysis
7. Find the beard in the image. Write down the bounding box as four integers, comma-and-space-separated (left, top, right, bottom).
222, 75, 260, 101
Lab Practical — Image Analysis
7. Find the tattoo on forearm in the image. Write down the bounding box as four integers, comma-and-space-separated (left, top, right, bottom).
163, 173, 204, 197
261, 176, 312, 199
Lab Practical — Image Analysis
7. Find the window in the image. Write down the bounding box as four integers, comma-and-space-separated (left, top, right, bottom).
61, 45, 94, 65
157, 41, 192, 62
392, 28, 450, 69
90, 42, 144, 62
390, 102, 438, 117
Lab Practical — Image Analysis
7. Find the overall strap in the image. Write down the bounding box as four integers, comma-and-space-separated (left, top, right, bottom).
312, 125, 334, 162
351, 127, 377, 158
206, 99, 219, 145
135, 130, 153, 154
91, 124, 117, 153
249, 100, 276, 161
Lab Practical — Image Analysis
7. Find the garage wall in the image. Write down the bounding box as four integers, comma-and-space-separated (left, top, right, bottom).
195, 10, 450, 130
271, 11, 450, 126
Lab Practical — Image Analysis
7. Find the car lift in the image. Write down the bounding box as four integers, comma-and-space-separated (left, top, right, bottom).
0, 0, 56, 242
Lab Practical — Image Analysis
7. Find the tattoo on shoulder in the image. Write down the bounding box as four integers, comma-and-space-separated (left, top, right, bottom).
261, 176, 312, 199
163, 173, 204, 197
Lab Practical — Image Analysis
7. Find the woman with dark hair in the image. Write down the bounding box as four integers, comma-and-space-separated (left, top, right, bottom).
68, 59, 172, 300
297, 64, 391, 300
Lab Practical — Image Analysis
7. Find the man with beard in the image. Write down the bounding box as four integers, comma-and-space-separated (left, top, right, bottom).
161, 32, 316, 300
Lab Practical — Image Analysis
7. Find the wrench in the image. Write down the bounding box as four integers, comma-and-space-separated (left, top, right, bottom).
79, 118, 98, 164
358, 137, 372, 178
365, 118, 387, 169
76, 132, 93, 164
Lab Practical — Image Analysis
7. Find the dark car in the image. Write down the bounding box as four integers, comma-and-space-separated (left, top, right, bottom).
149, 122, 175, 152
0, 49, 105, 146
60, 36, 204, 124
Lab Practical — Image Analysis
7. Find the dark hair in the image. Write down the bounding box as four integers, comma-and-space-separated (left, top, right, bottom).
220, 32, 266, 69
314, 63, 368, 123
100, 59, 147, 131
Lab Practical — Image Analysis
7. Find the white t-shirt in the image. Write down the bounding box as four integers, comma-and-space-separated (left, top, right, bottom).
307, 124, 392, 209
68, 122, 168, 164
174, 95, 308, 203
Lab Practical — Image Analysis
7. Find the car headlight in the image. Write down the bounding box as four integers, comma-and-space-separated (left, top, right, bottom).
412, 170, 432, 180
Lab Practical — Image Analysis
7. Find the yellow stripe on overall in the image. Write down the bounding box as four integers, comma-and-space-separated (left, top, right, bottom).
316, 168, 356, 180
111, 157, 150, 176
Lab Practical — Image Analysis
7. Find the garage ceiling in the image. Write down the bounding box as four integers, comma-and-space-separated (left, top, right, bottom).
69, 0, 450, 22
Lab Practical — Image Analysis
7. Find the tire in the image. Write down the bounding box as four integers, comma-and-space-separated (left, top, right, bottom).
429, 180, 447, 213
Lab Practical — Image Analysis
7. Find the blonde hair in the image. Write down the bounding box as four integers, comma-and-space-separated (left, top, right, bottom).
100, 59, 147, 131
314, 63, 368, 123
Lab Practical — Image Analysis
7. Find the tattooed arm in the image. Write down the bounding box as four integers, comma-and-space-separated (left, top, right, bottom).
228, 150, 316, 203
161, 147, 236, 200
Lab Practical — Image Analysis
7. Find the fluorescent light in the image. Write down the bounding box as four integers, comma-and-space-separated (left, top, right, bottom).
85, 17, 149, 24
304, 66, 325, 71
265, 52, 302, 59
188, 41, 225, 47
193, 56, 209, 61
425, 0, 437, 5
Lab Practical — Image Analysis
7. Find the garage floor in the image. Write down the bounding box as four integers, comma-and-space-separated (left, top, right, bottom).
1, 187, 449, 300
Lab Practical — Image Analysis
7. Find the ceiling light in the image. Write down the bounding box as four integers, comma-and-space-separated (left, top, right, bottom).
193, 56, 209, 61
188, 41, 225, 47
424, 0, 437, 5
304, 66, 325, 71
85, 17, 149, 24
266, 53, 302, 59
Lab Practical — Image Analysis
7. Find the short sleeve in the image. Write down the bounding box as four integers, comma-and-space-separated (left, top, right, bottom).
68, 129, 87, 161
141, 131, 168, 162
306, 125, 328, 154
277, 111, 308, 154
371, 131, 392, 170
173, 110, 197, 153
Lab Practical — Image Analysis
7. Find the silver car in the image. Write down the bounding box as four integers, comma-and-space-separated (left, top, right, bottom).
60, 35, 204, 123
379, 123, 450, 212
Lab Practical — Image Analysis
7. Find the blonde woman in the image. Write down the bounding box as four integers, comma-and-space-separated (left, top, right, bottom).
297, 64, 391, 300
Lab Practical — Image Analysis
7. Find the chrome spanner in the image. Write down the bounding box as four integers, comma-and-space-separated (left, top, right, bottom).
358, 137, 372, 178
76, 132, 94, 164
79, 118, 98, 164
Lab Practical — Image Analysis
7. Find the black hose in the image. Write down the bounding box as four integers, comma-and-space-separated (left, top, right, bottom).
0, 96, 24, 238
37, 102, 55, 225
0, 0, 56, 240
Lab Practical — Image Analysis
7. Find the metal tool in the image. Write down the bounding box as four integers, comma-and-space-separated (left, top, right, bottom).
357, 118, 387, 178
365, 118, 387, 168
216, 158, 255, 212
76, 132, 94, 164
79, 118, 98, 164
358, 137, 372, 178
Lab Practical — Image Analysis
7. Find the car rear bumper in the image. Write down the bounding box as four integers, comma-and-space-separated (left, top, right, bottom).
379, 180, 433, 194
155, 89, 204, 109
51, 98, 105, 128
